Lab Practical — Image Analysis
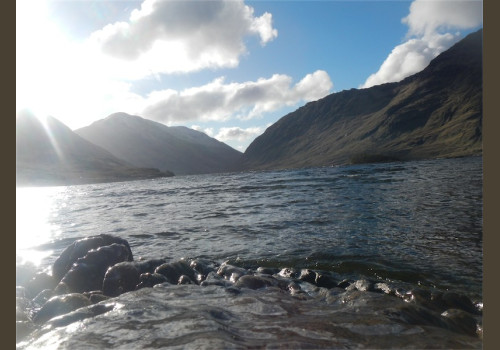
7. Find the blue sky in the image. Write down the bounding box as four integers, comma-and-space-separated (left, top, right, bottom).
16, 0, 483, 151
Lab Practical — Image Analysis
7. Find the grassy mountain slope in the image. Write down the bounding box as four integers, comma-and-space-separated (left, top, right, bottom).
16, 111, 172, 186
243, 29, 482, 170
76, 113, 242, 175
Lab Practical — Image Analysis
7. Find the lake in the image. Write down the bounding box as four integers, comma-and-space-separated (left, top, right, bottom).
16, 156, 483, 349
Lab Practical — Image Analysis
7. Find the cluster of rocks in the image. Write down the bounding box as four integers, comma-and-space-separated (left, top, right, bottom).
16, 234, 482, 343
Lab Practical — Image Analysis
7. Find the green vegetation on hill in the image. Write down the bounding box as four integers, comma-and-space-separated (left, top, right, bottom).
242, 29, 482, 170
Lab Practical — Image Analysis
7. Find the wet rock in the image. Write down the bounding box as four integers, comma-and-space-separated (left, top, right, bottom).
234, 275, 276, 290
135, 273, 168, 289
256, 267, 278, 275
155, 260, 196, 284
190, 259, 218, 276
200, 271, 232, 287
89, 293, 110, 304
32, 289, 54, 307
438, 292, 478, 314
217, 262, 248, 282
103, 258, 167, 296
346, 279, 374, 292
337, 279, 352, 289
441, 309, 479, 337
314, 272, 338, 289
373, 283, 394, 295
386, 304, 447, 329
103, 262, 140, 297
45, 303, 115, 329
178, 275, 195, 285
59, 243, 132, 293
298, 269, 316, 284
52, 234, 134, 282
278, 267, 299, 279
24, 273, 57, 299
33, 293, 91, 324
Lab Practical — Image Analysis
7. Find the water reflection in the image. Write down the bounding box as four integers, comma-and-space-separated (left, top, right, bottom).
16, 186, 65, 266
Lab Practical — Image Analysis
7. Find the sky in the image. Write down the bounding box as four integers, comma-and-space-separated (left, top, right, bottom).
16, 0, 483, 152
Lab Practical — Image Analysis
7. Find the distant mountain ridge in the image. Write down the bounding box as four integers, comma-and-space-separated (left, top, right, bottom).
242, 29, 482, 170
16, 111, 172, 186
75, 113, 242, 176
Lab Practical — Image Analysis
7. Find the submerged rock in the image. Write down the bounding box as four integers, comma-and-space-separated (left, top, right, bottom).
33, 293, 91, 324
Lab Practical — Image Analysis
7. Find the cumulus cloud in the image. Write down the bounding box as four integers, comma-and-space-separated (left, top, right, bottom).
88, 0, 278, 75
361, 0, 482, 88
215, 126, 264, 142
141, 70, 333, 123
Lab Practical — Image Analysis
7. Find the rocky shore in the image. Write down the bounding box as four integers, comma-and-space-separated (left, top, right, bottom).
16, 234, 483, 349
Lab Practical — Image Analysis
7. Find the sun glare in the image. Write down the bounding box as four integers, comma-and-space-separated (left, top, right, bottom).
16, 186, 63, 266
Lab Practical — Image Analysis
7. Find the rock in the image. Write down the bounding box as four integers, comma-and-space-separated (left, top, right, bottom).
32, 289, 54, 307
337, 279, 352, 289
234, 275, 276, 290
217, 262, 248, 282
33, 293, 91, 324
155, 260, 196, 285
278, 267, 299, 279
256, 267, 278, 275
190, 259, 218, 276
200, 271, 232, 287
135, 273, 168, 289
59, 243, 132, 293
298, 269, 316, 284
314, 272, 337, 289
346, 279, 374, 292
102, 262, 140, 297
52, 234, 133, 282
178, 275, 195, 285
102, 258, 168, 296
441, 308, 479, 336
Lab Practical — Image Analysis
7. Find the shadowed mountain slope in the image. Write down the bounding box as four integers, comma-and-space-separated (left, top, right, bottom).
76, 113, 242, 176
16, 111, 172, 186
243, 29, 482, 170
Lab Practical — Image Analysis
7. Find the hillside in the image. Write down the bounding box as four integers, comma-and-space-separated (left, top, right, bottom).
76, 113, 242, 175
242, 29, 482, 169
16, 111, 172, 186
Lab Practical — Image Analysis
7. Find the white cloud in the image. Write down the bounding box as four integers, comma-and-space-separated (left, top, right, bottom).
403, 0, 483, 37
215, 126, 264, 142
141, 70, 333, 123
361, 0, 482, 88
88, 0, 278, 76
191, 125, 215, 137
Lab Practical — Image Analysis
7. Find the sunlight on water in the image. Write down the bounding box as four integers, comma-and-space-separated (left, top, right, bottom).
16, 186, 64, 266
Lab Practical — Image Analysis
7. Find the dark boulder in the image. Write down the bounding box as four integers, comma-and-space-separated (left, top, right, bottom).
102, 259, 166, 296
52, 234, 133, 282
155, 260, 197, 284
135, 273, 168, 289
59, 243, 132, 293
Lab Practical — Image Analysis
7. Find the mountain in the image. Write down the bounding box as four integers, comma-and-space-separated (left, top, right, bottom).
75, 113, 242, 175
243, 29, 482, 170
16, 111, 172, 186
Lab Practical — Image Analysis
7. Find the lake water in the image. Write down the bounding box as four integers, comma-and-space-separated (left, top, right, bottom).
16, 156, 483, 349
